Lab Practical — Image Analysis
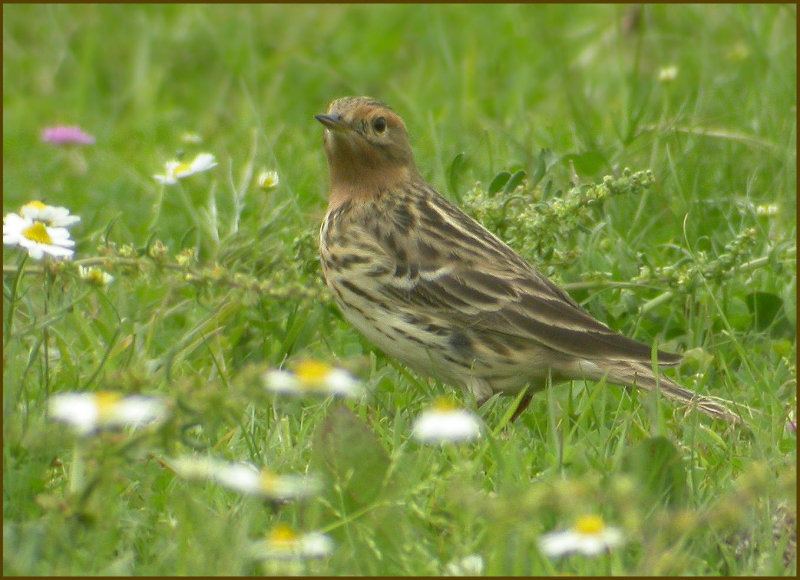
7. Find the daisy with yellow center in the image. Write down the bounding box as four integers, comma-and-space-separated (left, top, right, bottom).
411, 397, 483, 444
256, 169, 280, 191
47, 391, 168, 436
153, 152, 218, 185
248, 524, 334, 560
538, 514, 625, 557
755, 203, 779, 217
79, 265, 114, 286
170, 456, 321, 500
4, 200, 80, 260
262, 360, 362, 398
3, 209, 77, 260
20, 200, 81, 228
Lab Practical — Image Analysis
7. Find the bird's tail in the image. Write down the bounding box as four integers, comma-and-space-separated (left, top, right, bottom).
601, 361, 748, 425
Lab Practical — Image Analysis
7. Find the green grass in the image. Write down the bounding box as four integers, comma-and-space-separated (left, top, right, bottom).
3, 4, 796, 575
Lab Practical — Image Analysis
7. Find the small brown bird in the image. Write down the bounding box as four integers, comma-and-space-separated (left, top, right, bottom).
316, 96, 741, 424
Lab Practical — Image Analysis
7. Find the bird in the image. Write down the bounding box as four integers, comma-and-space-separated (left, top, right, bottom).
315, 96, 742, 425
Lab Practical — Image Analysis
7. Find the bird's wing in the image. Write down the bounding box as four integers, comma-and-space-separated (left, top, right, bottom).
369, 187, 681, 366
413, 262, 679, 365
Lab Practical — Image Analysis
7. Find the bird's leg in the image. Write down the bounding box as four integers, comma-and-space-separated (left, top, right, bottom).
510, 392, 533, 422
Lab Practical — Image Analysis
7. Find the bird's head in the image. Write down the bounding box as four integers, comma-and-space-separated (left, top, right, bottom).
316, 97, 419, 207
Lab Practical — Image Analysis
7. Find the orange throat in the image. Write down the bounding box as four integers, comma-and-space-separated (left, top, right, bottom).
326, 163, 416, 211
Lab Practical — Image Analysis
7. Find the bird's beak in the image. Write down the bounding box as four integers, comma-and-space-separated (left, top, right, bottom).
315, 114, 350, 132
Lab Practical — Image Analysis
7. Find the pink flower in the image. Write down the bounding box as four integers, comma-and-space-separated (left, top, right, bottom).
41, 126, 95, 145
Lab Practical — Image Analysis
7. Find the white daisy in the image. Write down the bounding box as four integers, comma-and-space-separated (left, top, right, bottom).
538, 515, 625, 557
248, 524, 334, 560
78, 265, 114, 286
20, 201, 81, 228
755, 203, 778, 217
47, 392, 168, 436
256, 169, 280, 190
153, 152, 218, 185
263, 360, 362, 398
411, 398, 482, 444
170, 456, 321, 500
444, 553, 485, 576
657, 65, 678, 82
3, 212, 76, 260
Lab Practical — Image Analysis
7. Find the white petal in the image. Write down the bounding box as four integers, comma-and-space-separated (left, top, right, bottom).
3, 230, 23, 246
325, 368, 363, 397
3, 212, 29, 235
154, 174, 178, 185
171, 456, 220, 480
445, 553, 485, 575
412, 409, 482, 443
21, 204, 81, 228
538, 530, 579, 557
45, 227, 76, 246
103, 395, 167, 427
266, 474, 322, 500
48, 393, 101, 435
299, 532, 334, 558
263, 369, 302, 394
214, 463, 263, 493
190, 153, 217, 172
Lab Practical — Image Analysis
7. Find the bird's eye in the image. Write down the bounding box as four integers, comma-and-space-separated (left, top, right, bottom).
373, 116, 387, 134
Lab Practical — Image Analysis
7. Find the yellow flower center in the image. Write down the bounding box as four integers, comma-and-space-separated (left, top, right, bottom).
258, 173, 278, 189
94, 391, 123, 414
259, 469, 278, 491
22, 221, 53, 244
23, 200, 48, 211
268, 524, 298, 546
431, 396, 458, 412
574, 515, 605, 535
82, 267, 110, 286
294, 360, 332, 385
173, 162, 193, 177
